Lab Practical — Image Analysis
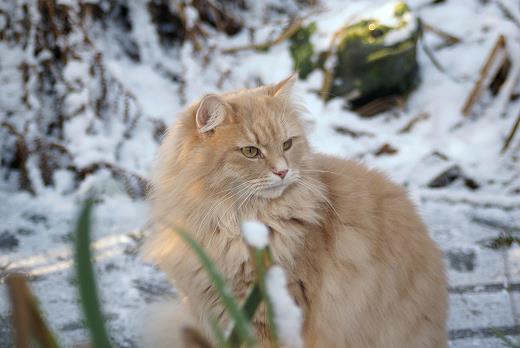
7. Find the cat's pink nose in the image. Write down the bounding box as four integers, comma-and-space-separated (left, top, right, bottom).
273, 169, 288, 179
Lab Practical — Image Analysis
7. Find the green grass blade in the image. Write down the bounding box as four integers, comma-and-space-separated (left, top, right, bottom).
74, 199, 113, 348
228, 284, 262, 346
241, 284, 262, 319
492, 327, 520, 348
174, 227, 257, 346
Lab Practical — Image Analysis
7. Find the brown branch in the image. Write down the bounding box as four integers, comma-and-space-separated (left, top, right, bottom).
73, 161, 151, 199
6, 274, 60, 348
495, 0, 520, 29
354, 95, 405, 117
422, 22, 461, 49
223, 18, 304, 54
462, 35, 506, 116
398, 112, 430, 133
333, 126, 374, 138
501, 111, 520, 153
1, 122, 35, 195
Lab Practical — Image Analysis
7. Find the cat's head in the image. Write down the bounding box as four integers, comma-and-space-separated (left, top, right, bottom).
178, 75, 310, 200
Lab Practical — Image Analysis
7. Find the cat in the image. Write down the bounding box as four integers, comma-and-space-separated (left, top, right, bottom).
142, 75, 448, 348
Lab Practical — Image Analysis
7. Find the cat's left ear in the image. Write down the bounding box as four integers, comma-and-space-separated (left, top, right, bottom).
267, 74, 297, 98
195, 94, 229, 134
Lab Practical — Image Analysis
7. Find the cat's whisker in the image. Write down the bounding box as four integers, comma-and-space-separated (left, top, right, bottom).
209, 179, 256, 199
300, 168, 352, 180
210, 186, 254, 237
210, 179, 266, 236
237, 183, 264, 214
196, 181, 257, 236
296, 177, 343, 223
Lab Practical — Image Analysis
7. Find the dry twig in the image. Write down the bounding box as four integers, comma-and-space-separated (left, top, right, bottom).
6, 274, 59, 348
462, 35, 507, 116
223, 18, 304, 54
422, 22, 461, 49
501, 111, 520, 153
398, 112, 430, 133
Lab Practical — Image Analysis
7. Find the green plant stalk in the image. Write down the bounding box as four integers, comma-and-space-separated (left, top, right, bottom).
174, 227, 257, 346
492, 327, 520, 348
74, 199, 113, 348
228, 283, 262, 346
255, 248, 277, 345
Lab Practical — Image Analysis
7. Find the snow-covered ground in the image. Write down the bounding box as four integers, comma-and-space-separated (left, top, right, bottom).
1, 0, 519, 347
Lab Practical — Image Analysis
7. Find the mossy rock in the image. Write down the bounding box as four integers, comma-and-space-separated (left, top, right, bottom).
329, 1, 420, 110
289, 22, 317, 79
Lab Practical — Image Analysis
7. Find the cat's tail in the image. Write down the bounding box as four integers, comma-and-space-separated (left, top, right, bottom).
140, 298, 200, 348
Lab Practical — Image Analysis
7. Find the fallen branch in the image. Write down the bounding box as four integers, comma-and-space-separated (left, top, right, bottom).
420, 34, 462, 83
462, 35, 507, 116
73, 161, 151, 199
223, 18, 304, 54
333, 125, 374, 138
501, 111, 520, 153
374, 143, 398, 156
422, 22, 461, 49
354, 95, 405, 117
1, 122, 35, 195
398, 112, 430, 133
319, 29, 344, 102
495, 0, 520, 29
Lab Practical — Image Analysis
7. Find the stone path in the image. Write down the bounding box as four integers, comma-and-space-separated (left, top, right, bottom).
0, 191, 519, 347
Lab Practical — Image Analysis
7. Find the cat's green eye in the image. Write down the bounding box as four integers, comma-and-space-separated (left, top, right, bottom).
241, 146, 260, 158
283, 138, 293, 151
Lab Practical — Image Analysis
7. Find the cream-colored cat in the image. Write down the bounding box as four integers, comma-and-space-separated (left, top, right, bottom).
142, 76, 448, 348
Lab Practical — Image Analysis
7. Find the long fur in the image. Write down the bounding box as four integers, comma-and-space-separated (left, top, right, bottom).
142, 78, 448, 347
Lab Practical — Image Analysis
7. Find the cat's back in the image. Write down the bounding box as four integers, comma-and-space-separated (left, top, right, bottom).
313, 153, 429, 244
302, 153, 448, 348
312, 152, 444, 275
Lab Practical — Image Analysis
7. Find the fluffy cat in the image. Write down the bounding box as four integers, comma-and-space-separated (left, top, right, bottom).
142, 75, 448, 348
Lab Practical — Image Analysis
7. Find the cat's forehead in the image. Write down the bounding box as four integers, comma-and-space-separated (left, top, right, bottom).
232, 96, 290, 143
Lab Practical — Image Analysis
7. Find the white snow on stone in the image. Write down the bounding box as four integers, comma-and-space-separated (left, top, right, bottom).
361, 1, 403, 27
241, 220, 269, 249
266, 266, 304, 348
384, 12, 418, 45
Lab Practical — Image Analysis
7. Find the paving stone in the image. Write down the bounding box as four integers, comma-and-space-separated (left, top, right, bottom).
0, 312, 12, 348
0, 231, 19, 251
448, 292, 514, 331
450, 335, 520, 348
446, 248, 507, 287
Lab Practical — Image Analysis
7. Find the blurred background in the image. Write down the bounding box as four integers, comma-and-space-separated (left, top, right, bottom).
0, 0, 519, 346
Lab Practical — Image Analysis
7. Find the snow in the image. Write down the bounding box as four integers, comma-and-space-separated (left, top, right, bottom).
241, 220, 270, 249
266, 266, 304, 348
384, 12, 417, 45
0, 0, 519, 347
364, 1, 405, 26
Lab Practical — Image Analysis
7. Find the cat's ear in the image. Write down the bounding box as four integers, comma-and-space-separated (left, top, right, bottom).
267, 74, 297, 98
195, 94, 228, 133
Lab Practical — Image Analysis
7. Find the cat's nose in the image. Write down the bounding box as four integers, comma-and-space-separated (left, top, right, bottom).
273, 169, 288, 179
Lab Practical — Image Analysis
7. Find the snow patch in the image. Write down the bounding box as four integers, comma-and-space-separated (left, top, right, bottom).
266, 266, 304, 348
241, 220, 269, 248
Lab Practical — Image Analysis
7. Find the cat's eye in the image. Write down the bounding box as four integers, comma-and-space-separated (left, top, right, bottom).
241, 146, 260, 158
283, 138, 293, 151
